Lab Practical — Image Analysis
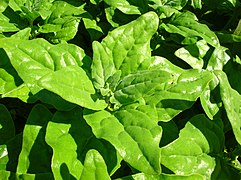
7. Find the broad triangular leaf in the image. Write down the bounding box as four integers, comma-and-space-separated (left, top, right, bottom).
84, 107, 162, 174
161, 114, 224, 178
38, 66, 107, 110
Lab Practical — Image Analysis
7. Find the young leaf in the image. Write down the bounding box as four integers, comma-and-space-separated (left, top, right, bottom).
17, 104, 53, 174
9, 0, 54, 21
91, 12, 159, 93
39, 1, 87, 43
160, 11, 219, 47
80, 150, 111, 180
84, 108, 162, 174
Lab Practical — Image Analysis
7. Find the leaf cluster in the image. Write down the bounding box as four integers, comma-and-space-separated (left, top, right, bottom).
1, 0, 241, 179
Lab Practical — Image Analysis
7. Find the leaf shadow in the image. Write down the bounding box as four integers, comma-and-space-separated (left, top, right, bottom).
159, 99, 195, 110
60, 163, 77, 180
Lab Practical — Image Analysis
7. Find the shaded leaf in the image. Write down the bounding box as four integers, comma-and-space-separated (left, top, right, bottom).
39, 1, 87, 43
145, 69, 213, 121
116, 172, 204, 180
161, 114, 223, 178
215, 70, 241, 145
0, 104, 15, 145
160, 11, 219, 47
17, 104, 53, 174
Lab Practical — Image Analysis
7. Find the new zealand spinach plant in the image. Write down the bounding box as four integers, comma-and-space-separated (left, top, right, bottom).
0, 0, 241, 179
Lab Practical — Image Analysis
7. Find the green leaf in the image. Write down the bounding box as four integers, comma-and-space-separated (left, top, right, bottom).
200, 73, 222, 120
0, 68, 17, 95
203, 0, 237, 11
0, 145, 8, 170
38, 66, 107, 110
0, 170, 54, 180
103, 0, 148, 15
216, 32, 241, 43
224, 56, 241, 94
91, 12, 159, 94
0, 0, 9, 12
160, 11, 219, 47
84, 108, 162, 174
0, 38, 86, 94
215, 70, 241, 145
0, 104, 15, 145
145, 69, 213, 121
175, 40, 210, 69
161, 114, 223, 178
80, 150, 111, 180
190, 0, 202, 9
17, 104, 53, 174
114, 69, 174, 105
206, 46, 230, 70
39, 1, 87, 43
116, 172, 205, 180
148, 0, 188, 11
45, 107, 121, 179
148, 56, 184, 75
212, 156, 241, 180
11, 27, 31, 40
104, 7, 139, 27
90, 0, 102, 5
9, 0, 53, 21
1, 84, 31, 103
160, 0, 188, 10
82, 17, 104, 41
45, 109, 84, 179
5, 133, 23, 172
34, 90, 77, 111
0, 13, 19, 33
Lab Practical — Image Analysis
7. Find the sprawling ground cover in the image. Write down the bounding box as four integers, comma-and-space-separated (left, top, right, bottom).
0, 0, 241, 179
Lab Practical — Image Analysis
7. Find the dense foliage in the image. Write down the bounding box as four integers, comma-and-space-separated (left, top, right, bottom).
0, 0, 241, 179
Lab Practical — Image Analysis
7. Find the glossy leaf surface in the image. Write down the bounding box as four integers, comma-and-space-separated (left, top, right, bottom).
84, 108, 162, 174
